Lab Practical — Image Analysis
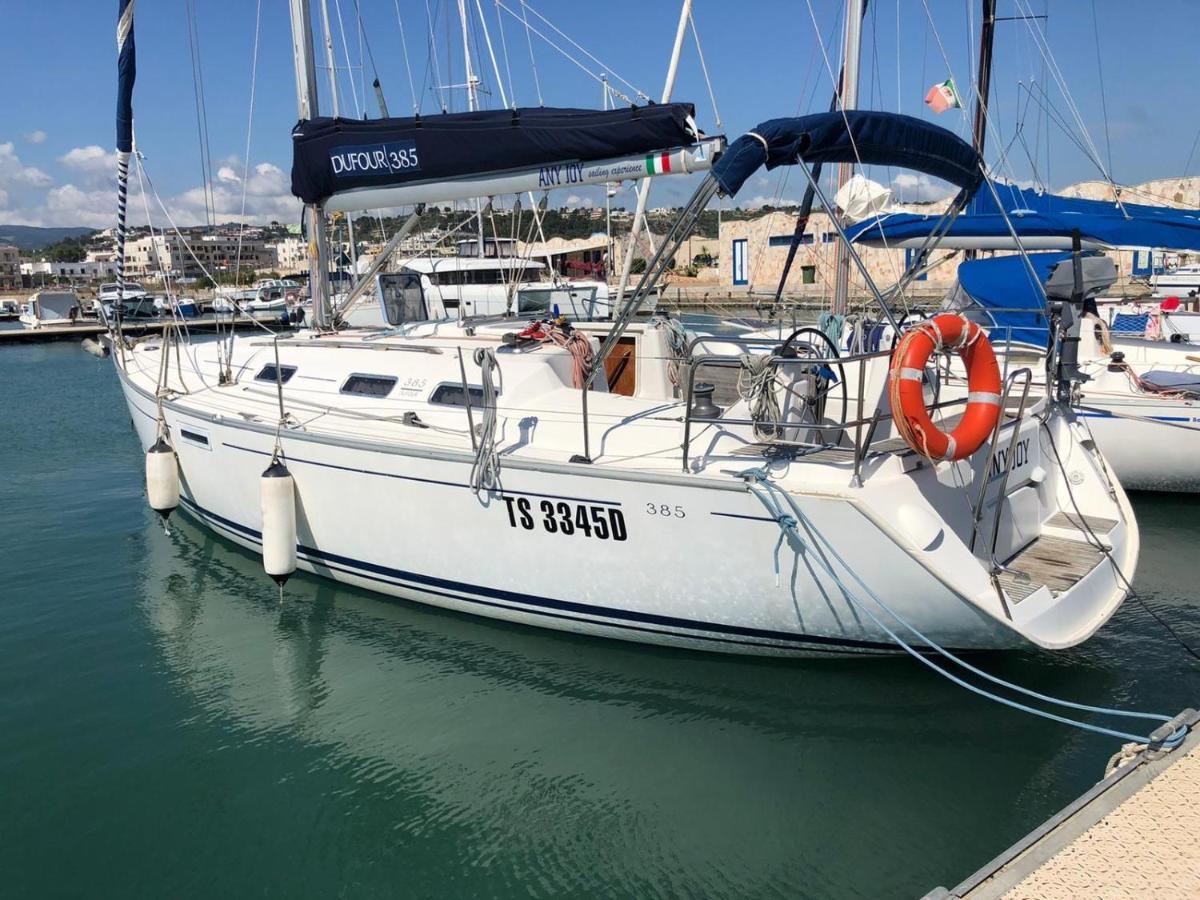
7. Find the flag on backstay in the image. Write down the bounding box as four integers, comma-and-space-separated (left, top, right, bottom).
924, 79, 962, 114
644, 151, 672, 175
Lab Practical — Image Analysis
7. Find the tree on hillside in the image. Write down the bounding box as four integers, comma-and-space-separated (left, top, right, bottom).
41, 236, 88, 262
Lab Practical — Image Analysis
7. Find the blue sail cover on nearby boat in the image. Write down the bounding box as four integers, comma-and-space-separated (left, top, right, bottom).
710, 111, 984, 199
847, 182, 1200, 250
116, 0, 136, 155
956, 251, 1066, 347
291, 104, 698, 205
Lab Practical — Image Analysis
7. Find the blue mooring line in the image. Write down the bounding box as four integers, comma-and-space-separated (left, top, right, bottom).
738, 467, 1188, 750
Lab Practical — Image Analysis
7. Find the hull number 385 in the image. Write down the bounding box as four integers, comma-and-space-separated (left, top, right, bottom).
502, 497, 627, 541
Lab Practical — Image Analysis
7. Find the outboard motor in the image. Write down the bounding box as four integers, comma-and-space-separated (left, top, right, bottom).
1045, 231, 1116, 402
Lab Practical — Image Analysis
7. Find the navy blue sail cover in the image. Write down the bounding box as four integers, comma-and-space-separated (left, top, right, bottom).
847, 182, 1200, 250
116, 0, 136, 154
291, 104, 698, 205
710, 111, 984, 199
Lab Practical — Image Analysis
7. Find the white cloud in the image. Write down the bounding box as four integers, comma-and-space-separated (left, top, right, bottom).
890, 172, 955, 203
58, 145, 116, 175
5, 157, 298, 228
216, 166, 241, 183
0, 188, 8, 209
0, 142, 53, 188
24, 130, 47, 145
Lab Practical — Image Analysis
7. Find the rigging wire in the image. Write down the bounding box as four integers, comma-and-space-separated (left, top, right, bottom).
1089, 0, 1115, 181
332, 0, 362, 116
392, 0, 420, 113
493, 0, 517, 108
423, 0, 449, 112
495, 1, 645, 104
517, 0, 543, 106
686, 9, 721, 130
183, 0, 215, 228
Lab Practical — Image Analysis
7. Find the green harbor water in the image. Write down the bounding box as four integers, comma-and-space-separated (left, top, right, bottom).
2, 341, 1198, 899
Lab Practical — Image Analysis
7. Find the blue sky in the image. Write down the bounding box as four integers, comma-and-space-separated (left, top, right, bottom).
2, 0, 1198, 228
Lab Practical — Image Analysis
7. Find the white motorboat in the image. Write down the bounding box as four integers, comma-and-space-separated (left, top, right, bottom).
341, 239, 611, 328
1150, 263, 1200, 299
19, 290, 82, 328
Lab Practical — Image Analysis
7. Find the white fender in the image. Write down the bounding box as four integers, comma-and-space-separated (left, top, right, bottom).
145, 438, 180, 522
260, 460, 297, 586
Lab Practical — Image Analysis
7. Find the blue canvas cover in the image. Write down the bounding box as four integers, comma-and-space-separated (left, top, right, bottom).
847, 182, 1200, 250
955, 251, 1069, 348
291, 104, 698, 205
711, 111, 984, 199
116, 0, 136, 155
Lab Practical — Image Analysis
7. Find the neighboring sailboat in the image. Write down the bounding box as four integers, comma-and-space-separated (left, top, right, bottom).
848, 184, 1200, 492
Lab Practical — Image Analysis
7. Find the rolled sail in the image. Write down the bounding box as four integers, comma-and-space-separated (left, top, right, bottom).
291, 103, 714, 211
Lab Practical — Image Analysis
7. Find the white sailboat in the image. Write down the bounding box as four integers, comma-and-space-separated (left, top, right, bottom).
97, 0, 1142, 658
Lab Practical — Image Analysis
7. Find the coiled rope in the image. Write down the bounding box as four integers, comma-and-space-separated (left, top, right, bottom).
737, 354, 783, 440
739, 466, 1188, 749
470, 348, 502, 495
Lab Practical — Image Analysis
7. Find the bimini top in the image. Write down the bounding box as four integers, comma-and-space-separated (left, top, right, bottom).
847, 181, 1200, 251
710, 110, 984, 199
291, 104, 699, 207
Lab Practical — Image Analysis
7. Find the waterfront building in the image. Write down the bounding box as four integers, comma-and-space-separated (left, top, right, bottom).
0, 244, 19, 291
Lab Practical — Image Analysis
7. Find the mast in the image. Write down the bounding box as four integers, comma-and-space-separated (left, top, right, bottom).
612, 0, 692, 311
114, 0, 137, 334
318, 0, 357, 285
964, 0, 997, 262
457, 0, 487, 258
289, 0, 332, 330
831, 0, 865, 316
972, 0, 998, 157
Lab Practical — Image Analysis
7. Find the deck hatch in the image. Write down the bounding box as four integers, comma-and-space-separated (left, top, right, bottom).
255, 364, 297, 384
341, 374, 398, 398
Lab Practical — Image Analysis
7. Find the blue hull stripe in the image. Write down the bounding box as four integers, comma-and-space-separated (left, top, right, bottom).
177, 497, 900, 654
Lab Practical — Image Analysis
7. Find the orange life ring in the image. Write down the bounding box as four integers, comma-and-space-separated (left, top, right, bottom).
888, 313, 1001, 461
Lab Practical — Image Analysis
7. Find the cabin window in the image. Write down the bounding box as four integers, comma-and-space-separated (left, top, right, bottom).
341, 374, 397, 397
256, 364, 297, 384
518, 289, 553, 314
378, 272, 428, 326
429, 383, 487, 407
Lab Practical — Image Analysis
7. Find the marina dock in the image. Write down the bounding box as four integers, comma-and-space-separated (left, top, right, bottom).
0, 314, 295, 345
925, 709, 1200, 899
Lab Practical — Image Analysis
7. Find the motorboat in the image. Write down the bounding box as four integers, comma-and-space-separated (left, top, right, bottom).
19, 290, 83, 328
340, 239, 611, 327
1150, 263, 1200, 299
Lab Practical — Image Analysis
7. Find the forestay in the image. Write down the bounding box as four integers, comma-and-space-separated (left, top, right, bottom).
291, 103, 709, 211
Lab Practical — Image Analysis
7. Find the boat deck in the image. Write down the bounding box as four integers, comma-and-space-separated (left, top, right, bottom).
997, 535, 1108, 603
924, 709, 1200, 899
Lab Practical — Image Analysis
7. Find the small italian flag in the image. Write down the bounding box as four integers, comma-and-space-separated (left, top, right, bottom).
645, 151, 672, 175
924, 78, 962, 114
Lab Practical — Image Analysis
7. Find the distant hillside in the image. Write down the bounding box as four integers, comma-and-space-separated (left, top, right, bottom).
0, 225, 95, 252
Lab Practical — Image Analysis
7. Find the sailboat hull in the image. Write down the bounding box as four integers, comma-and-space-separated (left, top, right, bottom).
117, 373, 1029, 657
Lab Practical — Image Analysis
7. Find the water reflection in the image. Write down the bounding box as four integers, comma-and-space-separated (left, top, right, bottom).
128, 507, 1195, 898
